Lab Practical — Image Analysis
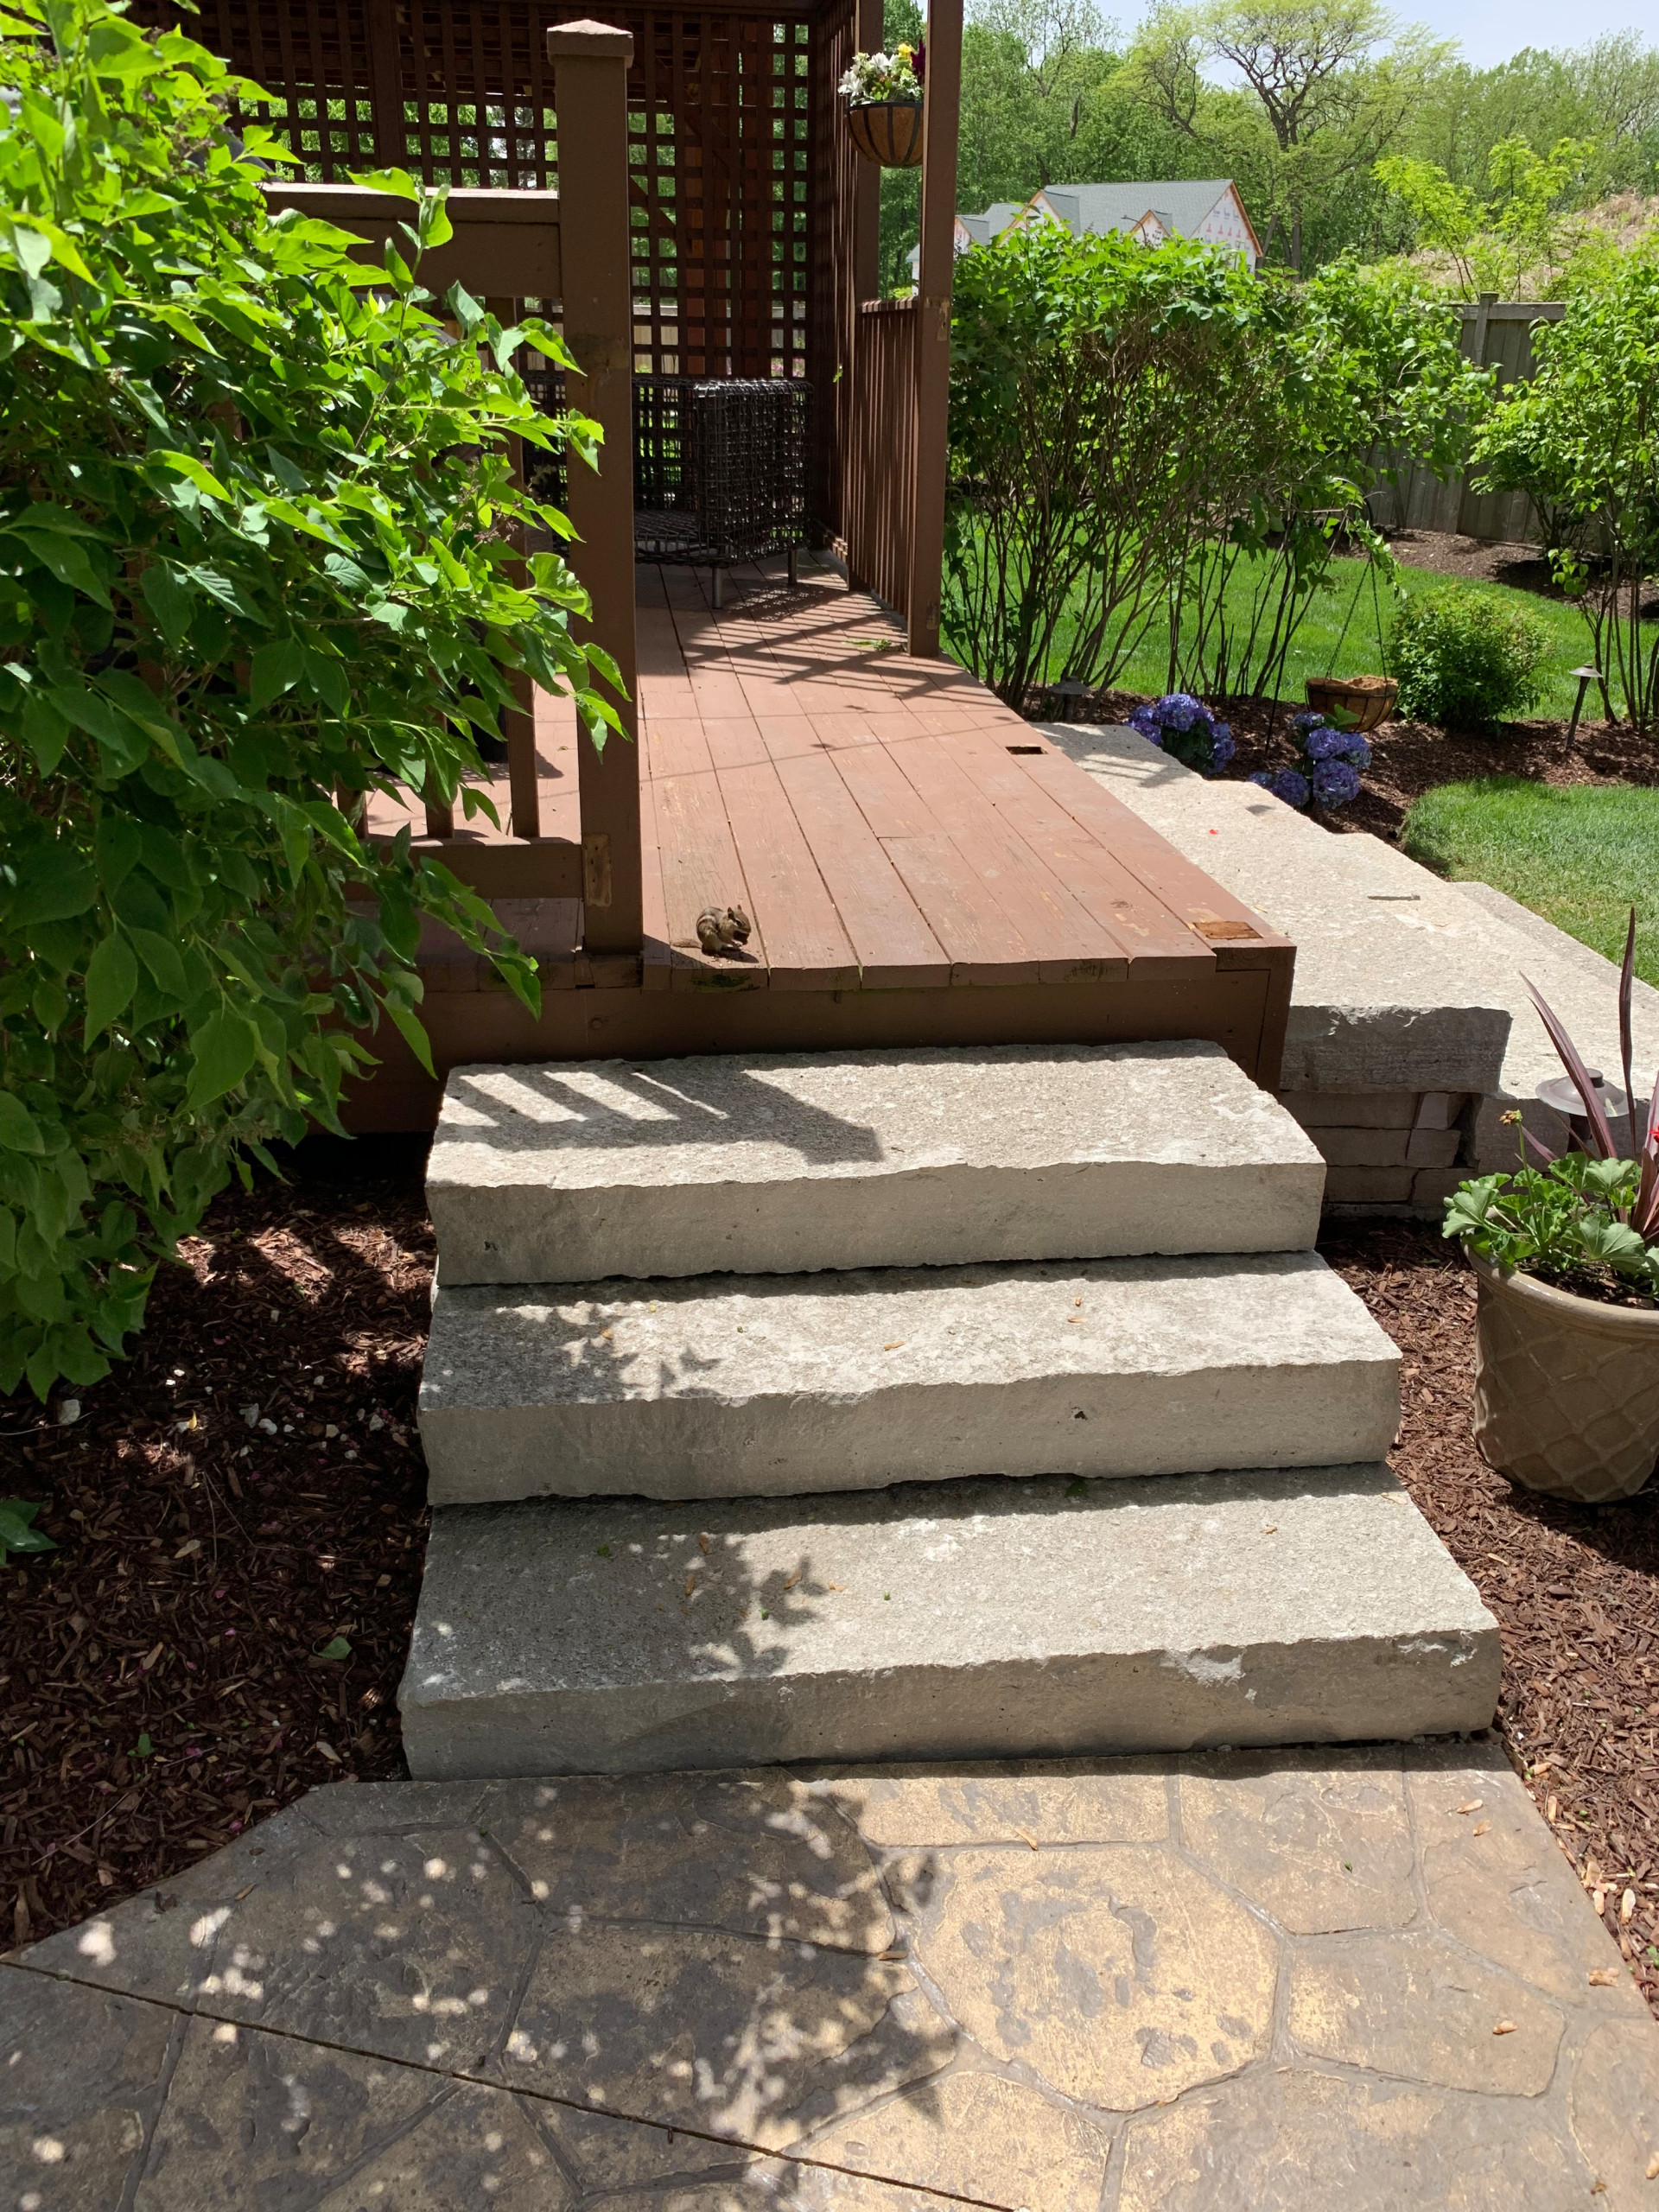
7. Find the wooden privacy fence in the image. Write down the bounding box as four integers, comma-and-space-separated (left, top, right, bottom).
1369, 296, 1565, 546
265, 22, 644, 948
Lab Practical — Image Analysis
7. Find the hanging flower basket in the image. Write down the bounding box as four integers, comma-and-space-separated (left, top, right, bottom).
840, 47, 925, 169
846, 99, 924, 168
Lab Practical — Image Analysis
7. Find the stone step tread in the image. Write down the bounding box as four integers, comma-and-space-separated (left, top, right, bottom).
420, 1251, 1401, 1503
428, 1041, 1325, 1282
398, 1465, 1500, 1778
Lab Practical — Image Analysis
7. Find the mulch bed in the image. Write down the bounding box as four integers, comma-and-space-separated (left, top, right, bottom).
0, 1138, 433, 1949
1325, 1219, 1659, 2008
4, 1164, 1657, 2017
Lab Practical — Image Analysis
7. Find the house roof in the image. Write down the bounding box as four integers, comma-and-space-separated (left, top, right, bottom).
957, 180, 1261, 259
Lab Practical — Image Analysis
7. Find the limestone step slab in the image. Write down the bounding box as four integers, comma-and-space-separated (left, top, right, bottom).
420, 1249, 1400, 1504
427, 1041, 1325, 1284
397, 1465, 1500, 1777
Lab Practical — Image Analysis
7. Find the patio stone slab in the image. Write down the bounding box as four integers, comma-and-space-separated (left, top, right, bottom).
419, 1249, 1399, 1506
9, 1741, 1659, 2208
429, 1041, 1325, 1284
1043, 725, 1659, 1164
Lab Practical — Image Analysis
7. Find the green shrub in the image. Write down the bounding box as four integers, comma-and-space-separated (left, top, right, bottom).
1474, 241, 1659, 732
0, 0, 618, 1399
944, 232, 1490, 709
1388, 585, 1551, 727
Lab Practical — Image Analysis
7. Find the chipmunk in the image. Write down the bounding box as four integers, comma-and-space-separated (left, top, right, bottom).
696, 905, 753, 957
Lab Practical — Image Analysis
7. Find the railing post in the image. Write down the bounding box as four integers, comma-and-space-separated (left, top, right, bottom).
548, 20, 643, 956
906, 0, 962, 658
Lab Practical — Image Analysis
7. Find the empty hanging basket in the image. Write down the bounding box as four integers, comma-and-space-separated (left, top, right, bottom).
846, 99, 924, 168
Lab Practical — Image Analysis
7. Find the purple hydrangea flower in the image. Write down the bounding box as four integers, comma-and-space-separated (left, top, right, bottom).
1291, 711, 1325, 738
1128, 704, 1163, 741
1312, 759, 1362, 806
1210, 725, 1236, 766
1343, 734, 1373, 767
1271, 767, 1311, 808
1305, 724, 1352, 761
1248, 770, 1275, 788
1155, 692, 1204, 733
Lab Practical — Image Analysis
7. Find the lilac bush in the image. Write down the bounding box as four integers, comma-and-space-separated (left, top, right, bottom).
1128, 693, 1236, 775
1249, 710, 1371, 812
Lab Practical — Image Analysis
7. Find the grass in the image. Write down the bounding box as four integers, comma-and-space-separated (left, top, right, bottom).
1048, 553, 1598, 720
1402, 777, 1659, 986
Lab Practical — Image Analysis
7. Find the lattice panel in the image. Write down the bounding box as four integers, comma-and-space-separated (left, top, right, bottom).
141, 0, 385, 174
132, 0, 850, 523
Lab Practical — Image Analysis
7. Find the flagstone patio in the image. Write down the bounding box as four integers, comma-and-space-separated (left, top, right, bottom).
4, 1738, 1659, 2210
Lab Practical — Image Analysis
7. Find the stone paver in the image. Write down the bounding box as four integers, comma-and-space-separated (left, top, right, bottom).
428, 1041, 1325, 1285
7, 1740, 1659, 2209
419, 1249, 1398, 1506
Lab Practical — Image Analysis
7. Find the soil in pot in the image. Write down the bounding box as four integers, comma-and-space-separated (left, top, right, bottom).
1470, 1249, 1659, 1502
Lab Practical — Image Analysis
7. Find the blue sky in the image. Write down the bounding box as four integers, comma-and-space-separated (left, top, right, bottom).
1408, 0, 1646, 68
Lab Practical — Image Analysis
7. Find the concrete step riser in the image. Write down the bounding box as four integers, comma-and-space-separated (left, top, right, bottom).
420, 1254, 1400, 1506
398, 1469, 1500, 1779
428, 1042, 1326, 1284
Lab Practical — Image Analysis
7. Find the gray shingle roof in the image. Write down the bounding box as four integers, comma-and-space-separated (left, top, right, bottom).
966, 181, 1245, 245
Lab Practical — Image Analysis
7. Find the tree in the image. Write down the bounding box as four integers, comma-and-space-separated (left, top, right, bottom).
1131, 0, 1451, 269
1376, 135, 1605, 298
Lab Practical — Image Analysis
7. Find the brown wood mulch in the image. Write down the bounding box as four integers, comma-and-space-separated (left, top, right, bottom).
3, 1163, 1657, 2017
0, 1139, 433, 1950
1325, 1219, 1659, 2010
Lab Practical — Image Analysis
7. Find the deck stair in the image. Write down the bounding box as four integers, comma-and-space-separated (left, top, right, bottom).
399, 1040, 1499, 1777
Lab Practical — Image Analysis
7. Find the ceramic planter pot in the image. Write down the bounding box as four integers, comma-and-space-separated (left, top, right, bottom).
1470, 1250, 1659, 1502
1304, 674, 1398, 733
846, 99, 925, 168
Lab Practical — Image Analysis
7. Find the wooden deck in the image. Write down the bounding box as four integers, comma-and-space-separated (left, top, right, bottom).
353, 556, 1294, 1128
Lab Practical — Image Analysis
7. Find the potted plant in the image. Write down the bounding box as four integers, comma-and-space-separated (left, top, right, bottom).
1443, 914, 1659, 1503
1127, 692, 1235, 774
839, 45, 925, 168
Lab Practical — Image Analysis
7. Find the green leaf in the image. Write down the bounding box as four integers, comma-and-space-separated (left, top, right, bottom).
94, 811, 142, 894
153, 450, 231, 502
134, 1732, 154, 1758
250, 639, 306, 710
84, 931, 138, 1043
21, 690, 69, 772
317, 1635, 352, 1660
129, 928, 188, 999
381, 992, 435, 1077
0, 1094, 44, 1154
3, 524, 111, 608
0, 1499, 55, 1557
186, 1007, 258, 1109
139, 563, 193, 651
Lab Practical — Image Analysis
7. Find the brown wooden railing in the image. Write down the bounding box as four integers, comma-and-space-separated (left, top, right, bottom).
264, 22, 642, 944
843, 299, 918, 620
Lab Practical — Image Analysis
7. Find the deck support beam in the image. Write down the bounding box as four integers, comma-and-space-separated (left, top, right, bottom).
549, 21, 643, 956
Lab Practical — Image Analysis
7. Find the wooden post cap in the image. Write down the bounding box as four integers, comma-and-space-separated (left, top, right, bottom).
545, 21, 633, 60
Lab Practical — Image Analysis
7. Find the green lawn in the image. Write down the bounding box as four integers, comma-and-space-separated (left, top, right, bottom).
1402, 777, 1659, 987
1050, 553, 1596, 720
